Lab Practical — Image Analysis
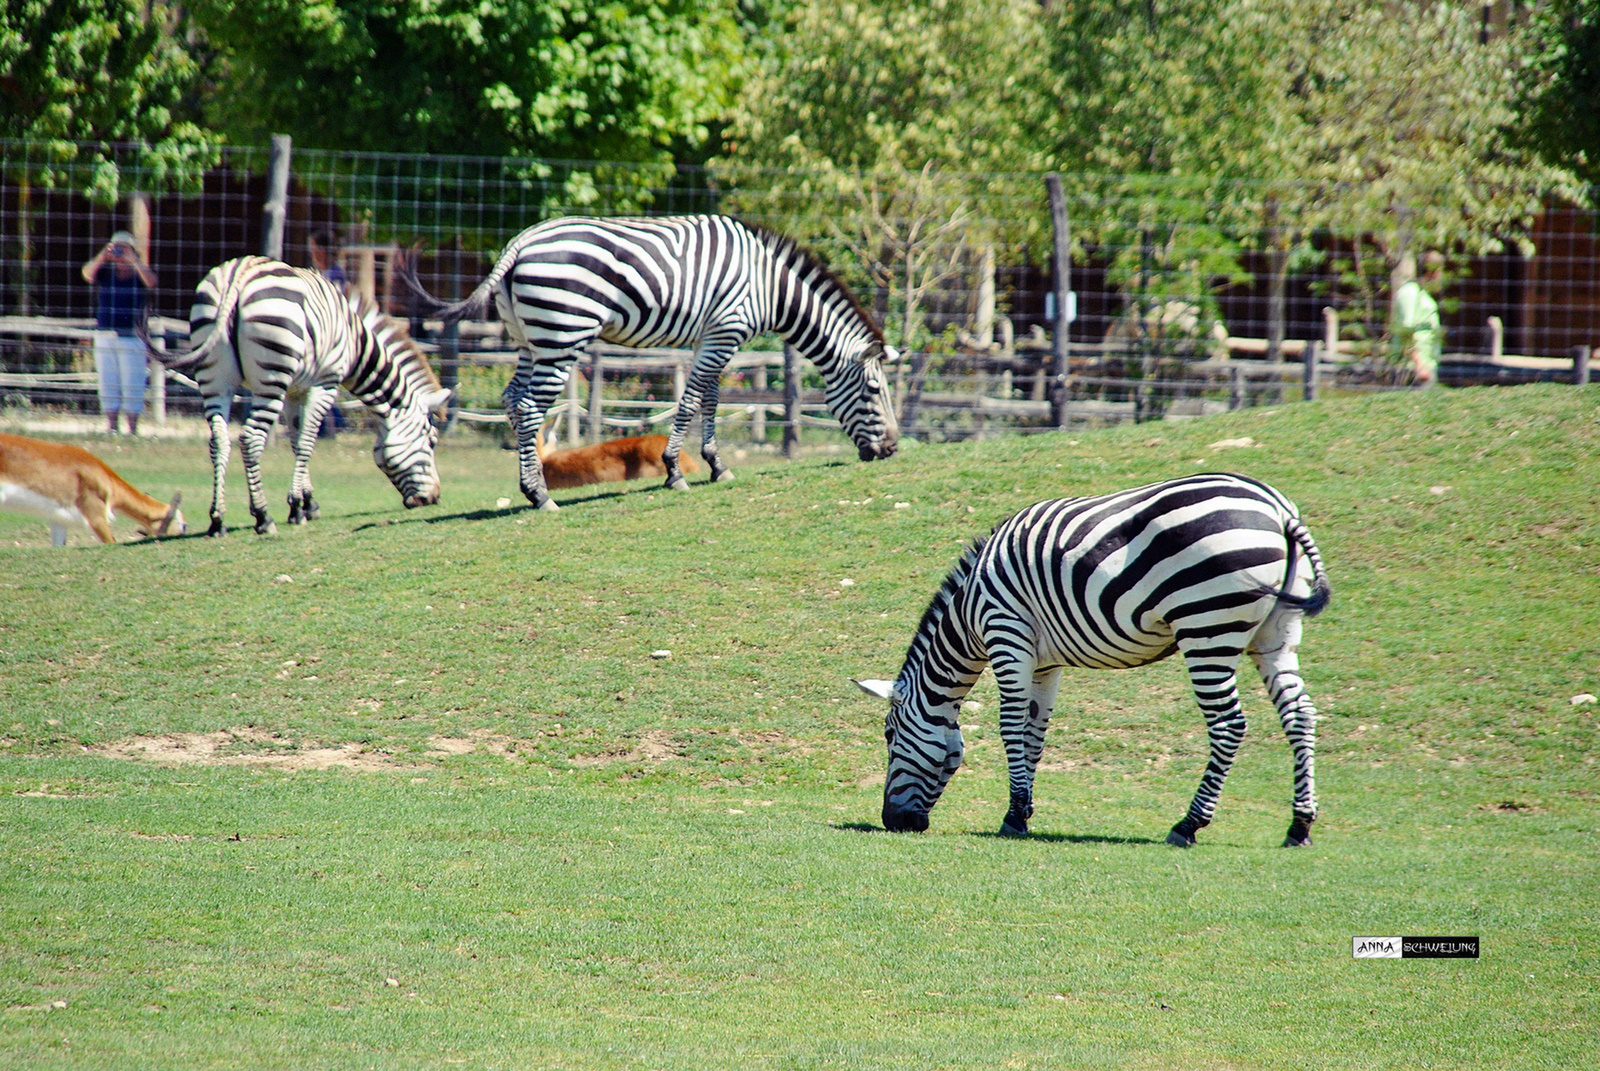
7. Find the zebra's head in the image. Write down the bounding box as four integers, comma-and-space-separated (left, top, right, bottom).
854, 676, 965, 832
372, 386, 451, 508
827, 340, 900, 462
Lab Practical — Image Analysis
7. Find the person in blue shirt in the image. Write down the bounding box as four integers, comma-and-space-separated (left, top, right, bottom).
80, 230, 158, 434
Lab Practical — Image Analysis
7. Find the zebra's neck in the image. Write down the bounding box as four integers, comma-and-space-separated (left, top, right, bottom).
900, 539, 989, 705
761, 235, 879, 367
343, 316, 432, 416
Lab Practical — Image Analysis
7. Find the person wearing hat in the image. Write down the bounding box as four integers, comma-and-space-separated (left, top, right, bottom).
81, 229, 158, 434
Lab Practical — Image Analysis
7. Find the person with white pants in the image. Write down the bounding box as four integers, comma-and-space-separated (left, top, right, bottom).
81, 229, 157, 434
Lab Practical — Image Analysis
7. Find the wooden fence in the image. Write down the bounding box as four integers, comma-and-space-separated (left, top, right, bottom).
2, 314, 1592, 448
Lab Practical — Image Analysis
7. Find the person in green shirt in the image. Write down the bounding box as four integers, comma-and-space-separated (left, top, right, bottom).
1392, 251, 1444, 387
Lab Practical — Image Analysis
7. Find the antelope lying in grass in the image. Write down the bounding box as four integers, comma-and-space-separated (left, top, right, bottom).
535, 427, 701, 490
0, 432, 185, 545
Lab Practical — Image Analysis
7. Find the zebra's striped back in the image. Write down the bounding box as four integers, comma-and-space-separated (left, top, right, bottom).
867, 473, 1330, 842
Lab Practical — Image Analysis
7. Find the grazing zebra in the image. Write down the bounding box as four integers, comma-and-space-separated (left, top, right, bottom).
854, 473, 1331, 848
151, 256, 449, 535
398, 215, 898, 510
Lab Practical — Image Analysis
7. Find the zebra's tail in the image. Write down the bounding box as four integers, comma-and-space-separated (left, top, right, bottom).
1272, 516, 1332, 618
134, 262, 251, 372
396, 243, 509, 324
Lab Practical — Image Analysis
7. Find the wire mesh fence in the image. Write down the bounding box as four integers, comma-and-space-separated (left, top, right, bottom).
3, 138, 1595, 443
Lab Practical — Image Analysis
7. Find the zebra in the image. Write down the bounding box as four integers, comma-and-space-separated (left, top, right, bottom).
397, 215, 899, 510
853, 472, 1332, 848
149, 256, 450, 536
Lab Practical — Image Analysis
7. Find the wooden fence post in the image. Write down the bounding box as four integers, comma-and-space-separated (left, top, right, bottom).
587, 353, 604, 444
1488, 316, 1504, 361
260, 134, 291, 260
1322, 306, 1339, 363
751, 360, 768, 443
1573, 344, 1591, 387
438, 320, 459, 431
782, 344, 801, 459
1046, 172, 1071, 429
1304, 340, 1320, 402
564, 364, 581, 444
1228, 365, 1244, 410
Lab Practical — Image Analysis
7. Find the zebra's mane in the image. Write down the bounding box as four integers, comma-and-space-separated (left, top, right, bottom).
743, 220, 885, 345
352, 293, 443, 391
905, 535, 989, 666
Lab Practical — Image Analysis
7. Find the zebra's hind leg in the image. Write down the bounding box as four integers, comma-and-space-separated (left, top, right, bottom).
237, 418, 279, 535
697, 377, 734, 482
1250, 609, 1320, 847
286, 386, 334, 525
1170, 641, 1248, 847
205, 412, 231, 537
504, 359, 567, 511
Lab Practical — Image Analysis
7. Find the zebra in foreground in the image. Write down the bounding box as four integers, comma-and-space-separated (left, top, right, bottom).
398, 215, 898, 510
150, 256, 449, 535
854, 473, 1331, 847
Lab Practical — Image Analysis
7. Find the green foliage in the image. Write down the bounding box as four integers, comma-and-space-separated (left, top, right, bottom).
1517, 0, 1600, 189
190, 0, 747, 164
1, 386, 1598, 1067
0, 0, 217, 199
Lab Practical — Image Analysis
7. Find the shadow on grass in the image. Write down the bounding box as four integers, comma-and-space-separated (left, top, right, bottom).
830, 821, 1163, 846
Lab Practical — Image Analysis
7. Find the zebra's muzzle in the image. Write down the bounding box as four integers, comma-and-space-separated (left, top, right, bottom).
860, 441, 897, 462
404, 490, 439, 509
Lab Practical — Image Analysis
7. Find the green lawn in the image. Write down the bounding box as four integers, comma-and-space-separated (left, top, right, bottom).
2, 386, 1596, 1069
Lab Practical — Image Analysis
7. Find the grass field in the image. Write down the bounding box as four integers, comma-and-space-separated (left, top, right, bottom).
2, 386, 1596, 1069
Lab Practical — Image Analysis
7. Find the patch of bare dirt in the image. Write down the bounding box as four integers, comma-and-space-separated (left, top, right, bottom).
570, 728, 684, 766
425, 728, 531, 760
95, 728, 420, 772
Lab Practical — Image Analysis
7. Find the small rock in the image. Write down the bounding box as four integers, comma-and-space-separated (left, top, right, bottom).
50, 1000, 67, 1010
1208, 436, 1258, 450
894, 502, 910, 509
839, 578, 855, 587
1429, 485, 1451, 496
1571, 693, 1598, 706
650, 650, 672, 660
961, 700, 983, 713
385, 977, 400, 988
274, 574, 293, 584
495, 497, 512, 509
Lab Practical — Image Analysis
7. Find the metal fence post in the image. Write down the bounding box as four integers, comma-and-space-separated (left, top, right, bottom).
261, 134, 291, 260
751, 360, 768, 444
783, 344, 800, 458
1304, 341, 1320, 402
1046, 172, 1071, 429
1573, 344, 1591, 386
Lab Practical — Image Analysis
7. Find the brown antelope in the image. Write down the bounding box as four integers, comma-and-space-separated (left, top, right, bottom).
0, 432, 185, 545
535, 427, 700, 491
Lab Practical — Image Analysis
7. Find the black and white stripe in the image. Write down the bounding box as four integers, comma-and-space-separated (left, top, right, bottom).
157, 256, 449, 535
855, 473, 1331, 847
400, 215, 898, 509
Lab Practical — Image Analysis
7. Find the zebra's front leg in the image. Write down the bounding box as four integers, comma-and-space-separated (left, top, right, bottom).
205, 411, 231, 537
286, 388, 334, 524
992, 651, 1048, 836
503, 365, 563, 511
662, 378, 708, 492
237, 412, 281, 535
1170, 644, 1248, 847
1251, 613, 1320, 847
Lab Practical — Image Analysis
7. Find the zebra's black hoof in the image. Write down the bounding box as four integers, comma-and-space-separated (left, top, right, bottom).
1284, 833, 1313, 848
1284, 816, 1315, 848
304, 499, 320, 521
287, 503, 306, 525
999, 819, 1029, 838
206, 518, 226, 538
1166, 828, 1197, 848
254, 516, 277, 536
534, 498, 560, 512
666, 476, 689, 491
712, 467, 735, 483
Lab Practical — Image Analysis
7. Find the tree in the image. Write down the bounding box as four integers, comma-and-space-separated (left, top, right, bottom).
1, 0, 215, 309
721, 0, 1052, 369
1516, 0, 1600, 188
190, 1, 746, 164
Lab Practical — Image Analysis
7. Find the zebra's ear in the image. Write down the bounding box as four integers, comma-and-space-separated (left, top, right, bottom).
420, 386, 452, 414
852, 678, 896, 700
